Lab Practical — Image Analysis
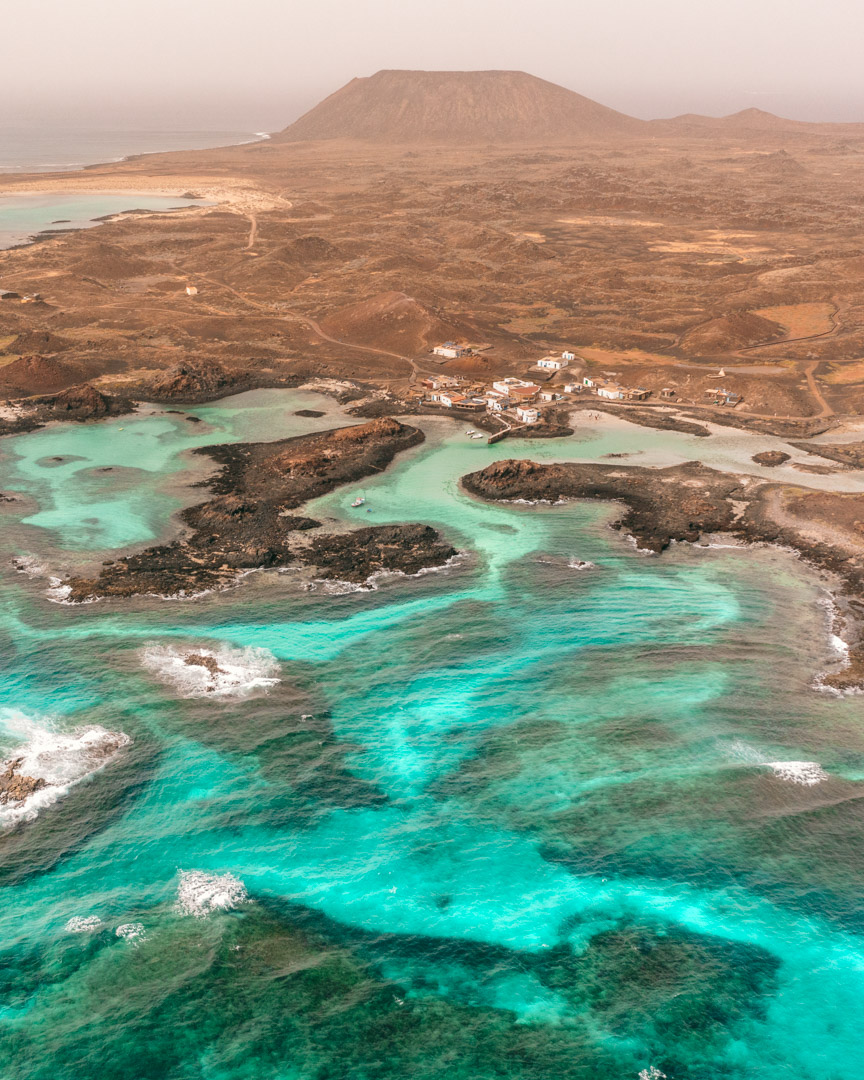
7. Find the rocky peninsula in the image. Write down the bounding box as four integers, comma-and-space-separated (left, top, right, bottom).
463, 458, 864, 691
63, 418, 456, 601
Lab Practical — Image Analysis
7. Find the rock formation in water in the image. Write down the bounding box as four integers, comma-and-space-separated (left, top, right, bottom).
0, 758, 46, 806
64, 418, 456, 600
463, 457, 864, 690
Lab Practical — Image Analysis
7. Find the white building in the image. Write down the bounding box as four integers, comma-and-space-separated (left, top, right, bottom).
563, 383, 580, 394
539, 391, 561, 402
185, 285, 198, 296
438, 393, 466, 408
493, 377, 534, 395
433, 343, 466, 359
516, 406, 540, 424
597, 386, 625, 401
562, 351, 576, 361
537, 357, 569, 370
484, 392, 508, 412
583, 376, 597, 388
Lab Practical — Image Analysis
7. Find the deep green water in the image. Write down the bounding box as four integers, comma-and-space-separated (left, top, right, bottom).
1, 391, 864, 1079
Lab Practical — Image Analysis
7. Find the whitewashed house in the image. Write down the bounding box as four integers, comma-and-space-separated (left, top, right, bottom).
537, 356, 568, 370
516, 406, 540, 424
562, 351, 576, 361
433, 342, 466, 359
597, 385, 625, 401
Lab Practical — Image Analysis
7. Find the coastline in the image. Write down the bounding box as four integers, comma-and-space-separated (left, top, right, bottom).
462, 457, 864, 691
58, 418, 456, 602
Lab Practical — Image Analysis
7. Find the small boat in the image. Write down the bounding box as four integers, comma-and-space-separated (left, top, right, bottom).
465, 429, 476, 435
351, 496, 366, 507
471, 433, 485, 439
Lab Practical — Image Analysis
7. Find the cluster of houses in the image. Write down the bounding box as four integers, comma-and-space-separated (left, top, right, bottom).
419, 345, 742, 424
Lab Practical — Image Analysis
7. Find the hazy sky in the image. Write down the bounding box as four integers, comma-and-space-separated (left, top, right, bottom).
4, 0, 864, 130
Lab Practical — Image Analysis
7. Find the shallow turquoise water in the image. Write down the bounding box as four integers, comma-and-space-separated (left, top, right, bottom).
0, 192, 212, 250
1, 396, 864, 1078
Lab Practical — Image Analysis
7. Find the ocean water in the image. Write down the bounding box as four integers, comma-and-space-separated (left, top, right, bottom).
0, 130, 265, 173
1, 392, 864, 1078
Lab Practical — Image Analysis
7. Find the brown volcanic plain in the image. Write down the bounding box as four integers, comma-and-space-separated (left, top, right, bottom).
5, 70, 864, 423
9, 70, 864, 677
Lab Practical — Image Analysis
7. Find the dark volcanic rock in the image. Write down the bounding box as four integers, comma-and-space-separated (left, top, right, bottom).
145, 358, 239, 402
64, 418, 455, 600
463, 458, 738, 551
30, 382, 134, 422
789, 441, 864, 469
0, 759, 46, 806
184, 653, 227, 676
752, 451, 791, 467
294, 409, 325, 418
307, 524, 455, 581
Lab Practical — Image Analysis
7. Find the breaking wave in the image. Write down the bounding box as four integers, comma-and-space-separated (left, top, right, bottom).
65, 915, 103, 933
115, 922, 145, 943
567, 558, 596, 570
727, 740, 827, 786
767, 761, 828, 786
176, 870, 249, 918
140, 643, 281, 698
0, 711, 131, 827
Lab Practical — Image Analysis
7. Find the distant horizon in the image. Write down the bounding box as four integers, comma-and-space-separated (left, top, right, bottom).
12, 69, 864, 136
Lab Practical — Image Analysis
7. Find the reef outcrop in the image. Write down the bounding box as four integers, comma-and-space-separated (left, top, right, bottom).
0, 759, 46, 806
64, 418, 456, 601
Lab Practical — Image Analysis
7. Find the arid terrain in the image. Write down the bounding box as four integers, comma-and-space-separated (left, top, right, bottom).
3, 71, 864, 425
8, 70, 864, 683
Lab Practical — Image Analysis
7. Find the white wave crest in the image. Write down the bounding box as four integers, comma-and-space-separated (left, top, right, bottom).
727, 741, 828, 785
140, 643, 280, 698
65, 915, 103, 933
0, 711, 131, 827
12, 555, 46, 578
304, 578, 376, 595
116, 922, 145, 942
567, 558, 596, 570
176, 870, 248, 918
767, 761, 828, 786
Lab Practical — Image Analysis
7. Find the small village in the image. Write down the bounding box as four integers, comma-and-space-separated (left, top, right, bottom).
408, 343, 743, 437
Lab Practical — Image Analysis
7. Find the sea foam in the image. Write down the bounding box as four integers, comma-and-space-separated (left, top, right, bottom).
0, 711, 131, 827
115, 922, 146, 942
65, 915, 103, 933
176, 870, 248, 917
140, 643, 280, 698
767, 761, 828, 786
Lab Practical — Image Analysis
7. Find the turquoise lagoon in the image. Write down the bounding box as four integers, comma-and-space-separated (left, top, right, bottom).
1, 392, 864, 1078
0, 192, 213, 251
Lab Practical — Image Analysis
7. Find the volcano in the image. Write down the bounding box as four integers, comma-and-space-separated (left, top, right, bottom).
278, 69, 646, 144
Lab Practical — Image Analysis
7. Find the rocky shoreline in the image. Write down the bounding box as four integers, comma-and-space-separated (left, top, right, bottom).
0, 383, 134, 438
462, 458, 864, 691
62, 418, 456, 602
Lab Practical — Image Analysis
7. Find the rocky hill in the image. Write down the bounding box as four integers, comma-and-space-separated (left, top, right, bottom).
278, 69, 646, 144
